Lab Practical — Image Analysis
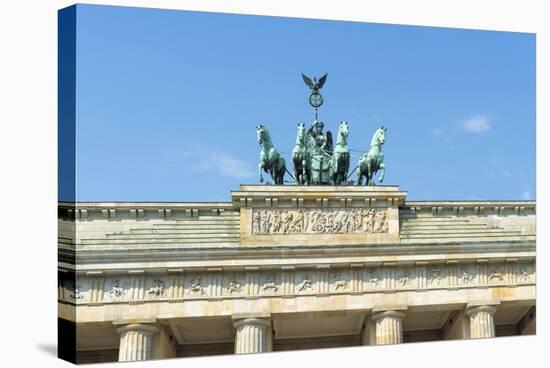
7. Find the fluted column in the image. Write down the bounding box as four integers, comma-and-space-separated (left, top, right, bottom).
372, 311, 405, 345
465, 305, 496, 339
116, 323, 159, 361
233, 317, 271, 354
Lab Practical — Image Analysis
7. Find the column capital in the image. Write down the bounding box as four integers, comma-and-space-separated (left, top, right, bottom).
466, 299, 500, 308
116, 323, 160, 335
465, 305, 497, 317
233, 317, 271, 329
371, 310, 406, 322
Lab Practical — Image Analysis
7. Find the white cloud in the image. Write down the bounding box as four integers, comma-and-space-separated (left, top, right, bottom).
182, 150, 255, 179
522, 190, 532, 200
462, 115, 493, 134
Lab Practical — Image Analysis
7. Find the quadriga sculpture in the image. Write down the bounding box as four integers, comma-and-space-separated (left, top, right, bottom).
257, 124, 286, 185
357, 126, 387, 185
332, 121, 350, 185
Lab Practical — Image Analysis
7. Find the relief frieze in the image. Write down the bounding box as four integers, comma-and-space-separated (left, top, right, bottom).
252, 208, 389, 235
58, 261, 535, 304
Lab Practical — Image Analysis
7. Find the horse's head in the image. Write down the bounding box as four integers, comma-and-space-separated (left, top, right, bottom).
296, 123, 306, 144
372, 126, 387, 146
256, 125, 266, 144
297, 122, 305, 135
339, 121, 349, 138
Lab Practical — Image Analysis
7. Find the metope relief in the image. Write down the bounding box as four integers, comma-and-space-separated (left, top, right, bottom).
396, 269, 411, 288
70, 285, 84, 301
252, 208, 389, 235
226, 279, 243, 294
428, 267, 445, 287
460, 265, 476, 285
147, 279, 165, 297
261, 273, 279, 294
109, 279, 126, 299
365, 268, 381, 289
331, 271, 349, 291
516, 264, 534, 283
489, 266, 505, 284
296, 274, 314, 292
188, 276, 206, 296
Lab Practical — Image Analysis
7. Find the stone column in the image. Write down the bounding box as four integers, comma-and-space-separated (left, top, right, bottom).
372, 311, 405, 345
233, 317, 272, 354
465, 305, 496, 339
116, 323, 159, 361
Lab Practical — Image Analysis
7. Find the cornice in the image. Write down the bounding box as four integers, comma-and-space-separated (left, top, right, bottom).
58, 238, 535, 271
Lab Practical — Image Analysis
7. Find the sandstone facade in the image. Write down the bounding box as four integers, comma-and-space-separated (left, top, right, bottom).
58, 185, 536, 363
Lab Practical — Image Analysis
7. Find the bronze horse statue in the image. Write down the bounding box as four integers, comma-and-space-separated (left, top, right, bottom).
357, 126, 387, 185
332, 121, 350, 185
257, 125, 286, 185
292, 123, 310, 185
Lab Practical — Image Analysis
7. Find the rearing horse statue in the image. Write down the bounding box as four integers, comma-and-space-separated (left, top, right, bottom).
357, 126, 387, 185
257, 124, 286, 185
292, 123, 310, 185
332, 121, 350, 185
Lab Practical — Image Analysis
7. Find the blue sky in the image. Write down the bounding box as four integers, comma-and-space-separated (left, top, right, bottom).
69, 4, 535, 202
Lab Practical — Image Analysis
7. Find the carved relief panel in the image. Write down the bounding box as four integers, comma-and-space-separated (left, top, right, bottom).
516, 263, 534, 284
252, 208, 389, 235
185, 273, 207, 297
260, 272, 280, 295
395, 266, 414, 289
105, 276, 130, 301
224, 272, 245, 297
295, 271, 315, 294
329, 270, 351, 292
145, 276, 169, 299
427, 266, 447, 288
459, 264, 477, 286
364, 267, 382, 290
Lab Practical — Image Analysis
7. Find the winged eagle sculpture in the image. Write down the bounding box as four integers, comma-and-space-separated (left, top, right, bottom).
301, 73, 328, 93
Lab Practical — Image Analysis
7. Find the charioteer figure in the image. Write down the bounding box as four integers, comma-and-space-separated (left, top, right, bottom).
306, 120, 334, 184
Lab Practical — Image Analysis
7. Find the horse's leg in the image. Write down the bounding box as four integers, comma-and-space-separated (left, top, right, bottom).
338, 156, 344, 184
278, 157, 286, 185
367, 167, 374, 186
302, 159, 308, 185
293, 159, 300, 185
379, 163, 385, 183
272, 160, 279, 184
298, 154, 306, 185
344, 155, 350, 184
333, 155, 340, 185
258, 161, 265, 183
